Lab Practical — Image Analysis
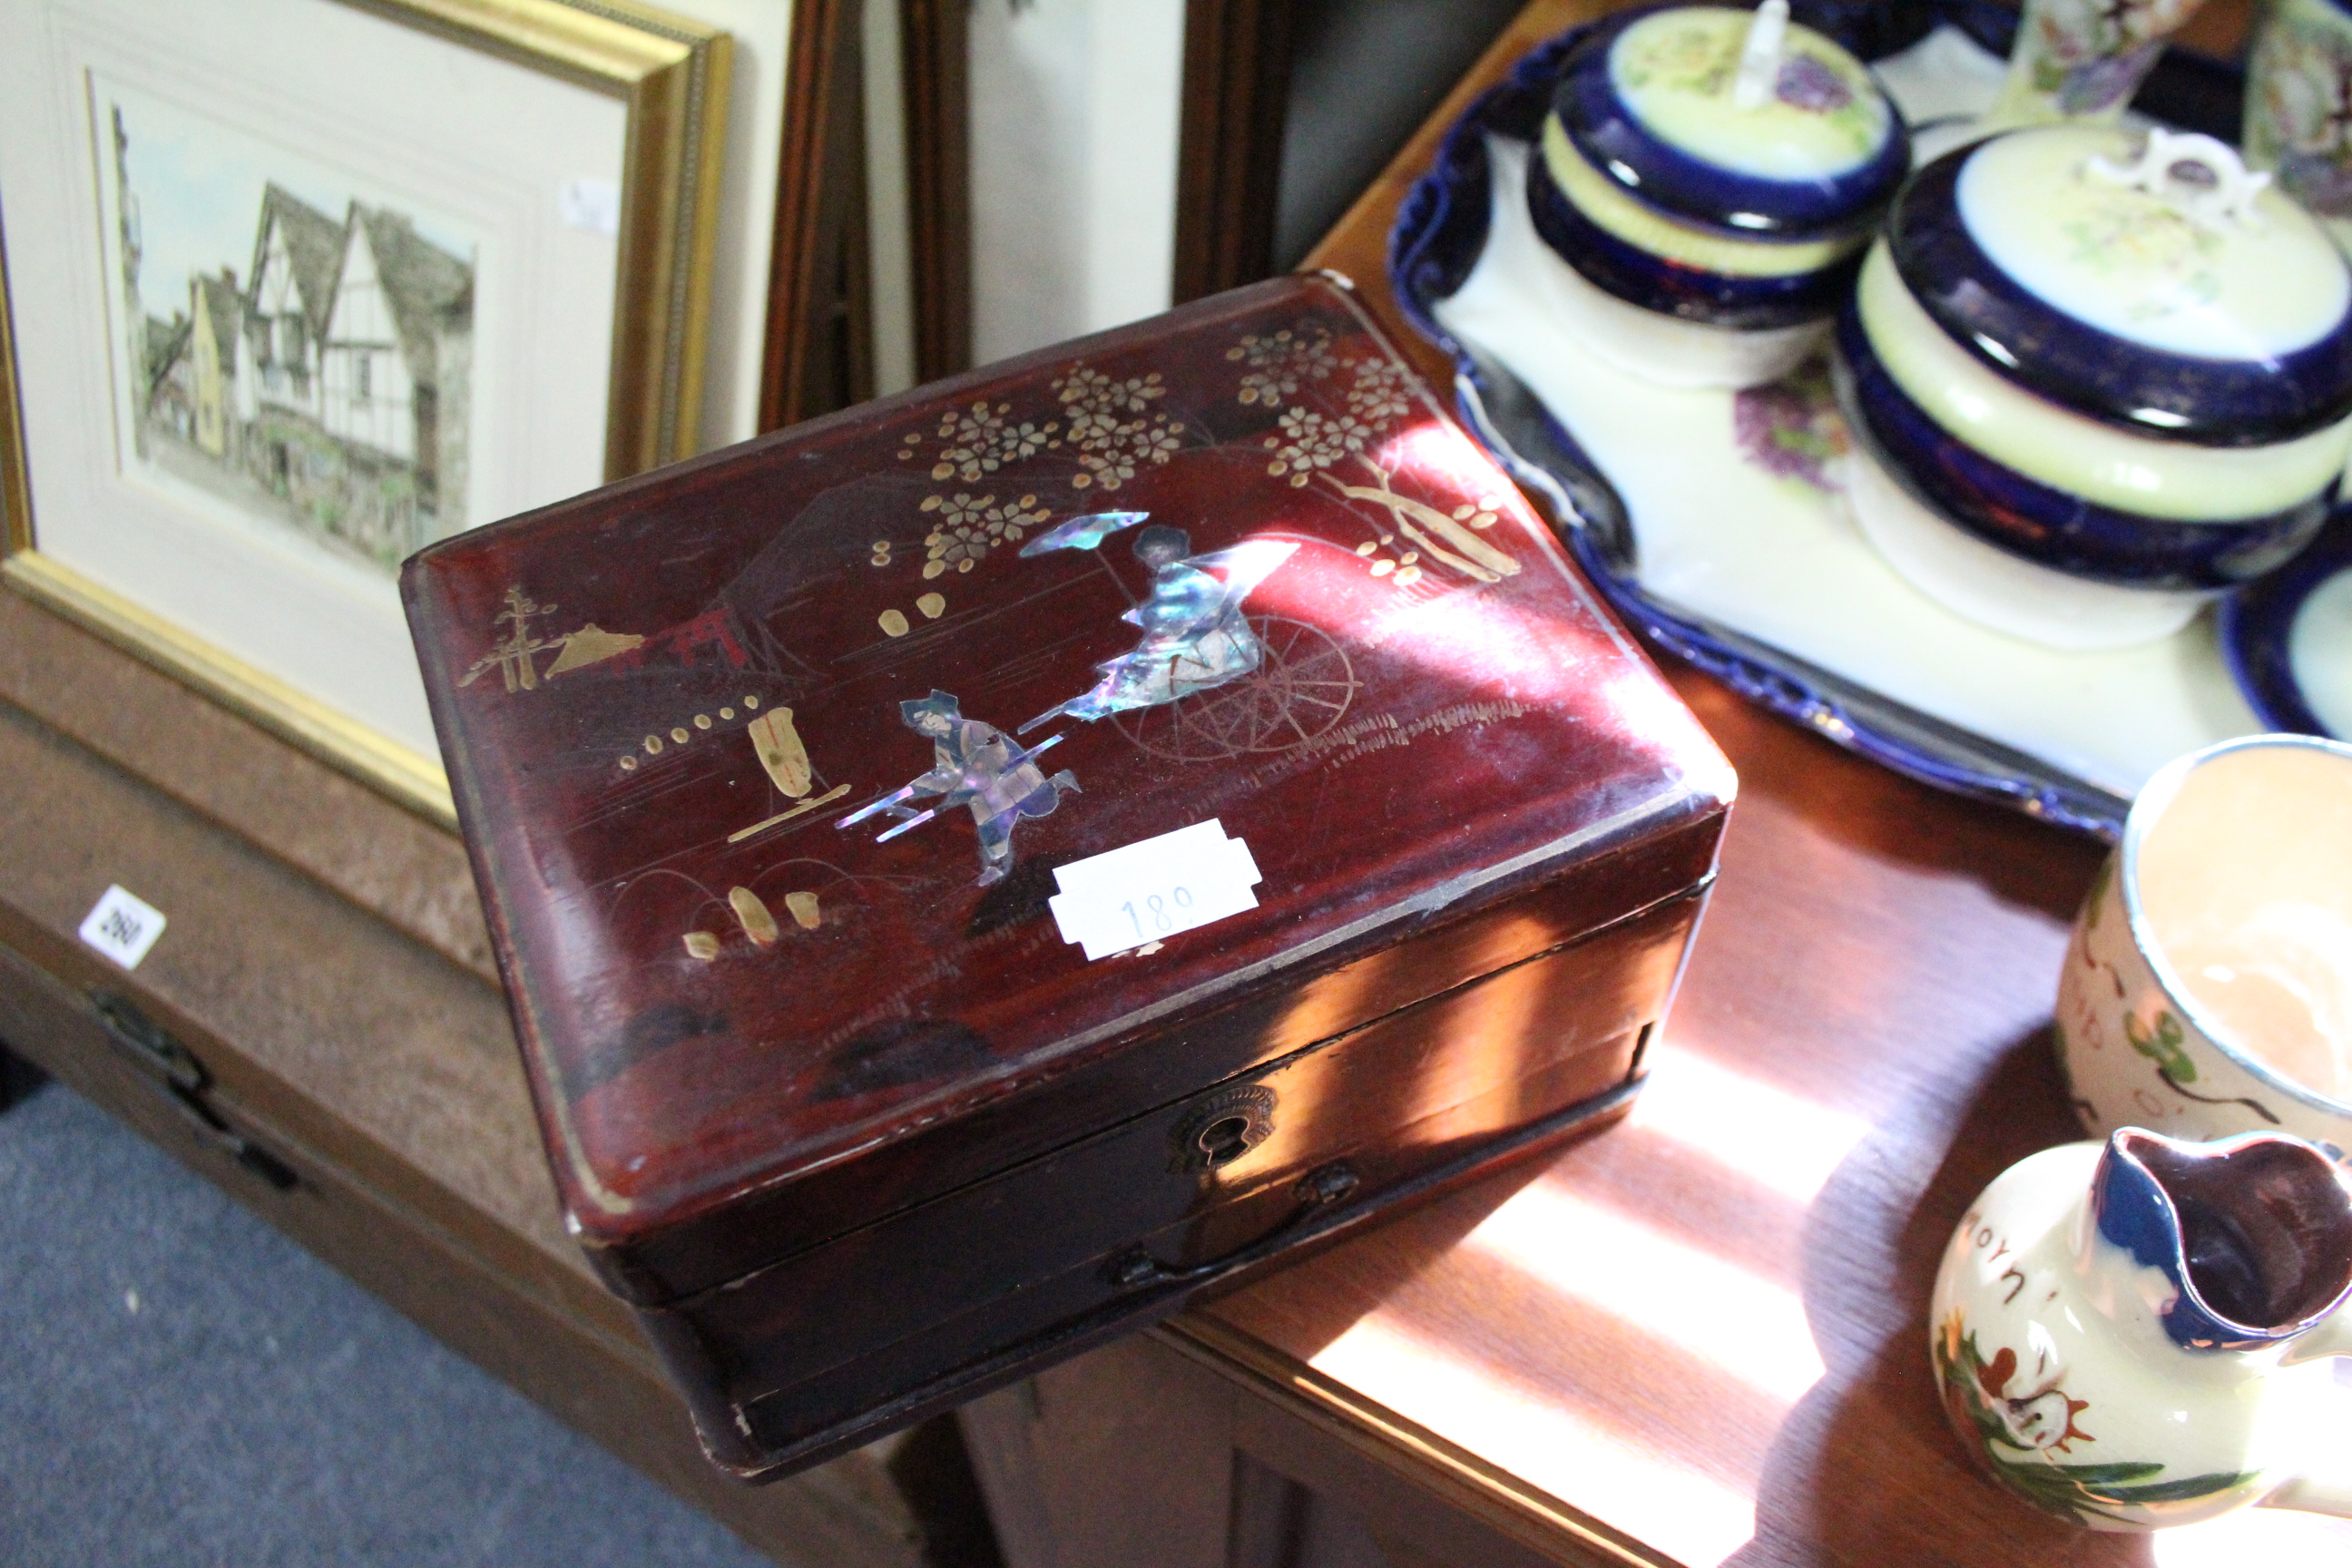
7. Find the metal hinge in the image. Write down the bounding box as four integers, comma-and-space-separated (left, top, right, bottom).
90, 992, 299, 1192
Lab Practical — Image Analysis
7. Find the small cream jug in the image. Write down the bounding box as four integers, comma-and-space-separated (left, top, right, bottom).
1930, 1128, 2352, 1529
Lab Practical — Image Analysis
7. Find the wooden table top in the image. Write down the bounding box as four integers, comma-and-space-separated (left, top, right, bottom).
1179, 5, 2352, 1563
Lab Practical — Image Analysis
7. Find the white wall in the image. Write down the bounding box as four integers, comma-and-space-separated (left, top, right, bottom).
966, 0, 1185, 367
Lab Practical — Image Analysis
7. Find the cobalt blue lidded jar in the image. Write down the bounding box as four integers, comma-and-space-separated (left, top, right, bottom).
1527, 0, 1910, 388
1834, 124, 2352, 650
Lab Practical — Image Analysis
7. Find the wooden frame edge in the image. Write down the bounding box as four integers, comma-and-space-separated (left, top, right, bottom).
758, 0, 873, 430
336, 0, 691, 87
584, 0, 732, 474
1156, 1316, 1679, 1568
1171, 0, 1295, 305
898, 0, 970, 384
760, 0, 966, 426
0, 217, 30, 565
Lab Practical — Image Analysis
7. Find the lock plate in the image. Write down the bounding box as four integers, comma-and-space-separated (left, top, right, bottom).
1170, 1083, 1276, 1173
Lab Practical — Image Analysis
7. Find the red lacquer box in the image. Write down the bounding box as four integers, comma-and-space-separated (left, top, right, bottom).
403, 275, 1733, 1478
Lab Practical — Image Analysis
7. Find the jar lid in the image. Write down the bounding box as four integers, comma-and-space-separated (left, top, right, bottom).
1551, 3, 1907, 240
1886, 125, 2352, 446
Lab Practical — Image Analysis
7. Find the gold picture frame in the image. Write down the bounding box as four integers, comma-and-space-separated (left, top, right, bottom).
0, 0, 731, 826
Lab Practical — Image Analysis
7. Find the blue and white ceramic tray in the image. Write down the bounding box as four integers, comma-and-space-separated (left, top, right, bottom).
2222, 514, 2352, 742
1390, 7, 2278, 838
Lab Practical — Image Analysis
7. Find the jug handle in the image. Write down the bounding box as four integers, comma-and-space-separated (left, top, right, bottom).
2261, 1463, 2352, 1521
2265, 1318, 2352, 1519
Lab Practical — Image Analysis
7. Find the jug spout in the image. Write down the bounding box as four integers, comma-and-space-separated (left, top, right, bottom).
2087, 1129, 2352, 1354
2279, 1308, 2352, 1365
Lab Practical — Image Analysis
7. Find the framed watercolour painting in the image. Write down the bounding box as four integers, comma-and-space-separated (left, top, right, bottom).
0, 0, 731, 822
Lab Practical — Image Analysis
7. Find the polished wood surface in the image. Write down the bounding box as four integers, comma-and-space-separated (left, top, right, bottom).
965, 1331, 1573, 1568
661, 893, 1698, 1477
411, 270, 1736, 1475
407, 274, 1726, 1288
1161, 4, 2352, 1562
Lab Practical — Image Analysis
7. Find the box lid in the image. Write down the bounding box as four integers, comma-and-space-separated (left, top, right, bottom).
405, 276, 1733, 1302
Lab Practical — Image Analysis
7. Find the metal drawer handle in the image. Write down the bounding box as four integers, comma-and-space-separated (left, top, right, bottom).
1102, 1161, 1360, 1291
1096, 1072, 1653, 1299
93, 993, 299, 1192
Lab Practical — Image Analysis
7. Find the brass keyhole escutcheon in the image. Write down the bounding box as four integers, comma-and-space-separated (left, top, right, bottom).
1196, 1115, 1253, 1167
1171, 1084, 1276, 1173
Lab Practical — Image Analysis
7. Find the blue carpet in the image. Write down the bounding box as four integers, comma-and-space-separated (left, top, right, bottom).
0, 1081, 776, 1568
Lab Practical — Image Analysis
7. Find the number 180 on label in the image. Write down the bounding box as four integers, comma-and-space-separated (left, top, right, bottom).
1120, 885, 1196, 941
1049, 820, 1261, 961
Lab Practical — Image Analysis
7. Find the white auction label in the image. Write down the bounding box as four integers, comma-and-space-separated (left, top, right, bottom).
558, 177, 622, 237
78, 885, 167, 971
1048, 820, 1261, 961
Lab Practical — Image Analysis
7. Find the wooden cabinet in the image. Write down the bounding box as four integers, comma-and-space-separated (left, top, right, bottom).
952, 4, 2352, 1564
0, 589, 979, 1567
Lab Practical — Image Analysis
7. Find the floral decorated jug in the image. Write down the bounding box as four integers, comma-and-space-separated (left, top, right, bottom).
1931, 1129, 2352, 1529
